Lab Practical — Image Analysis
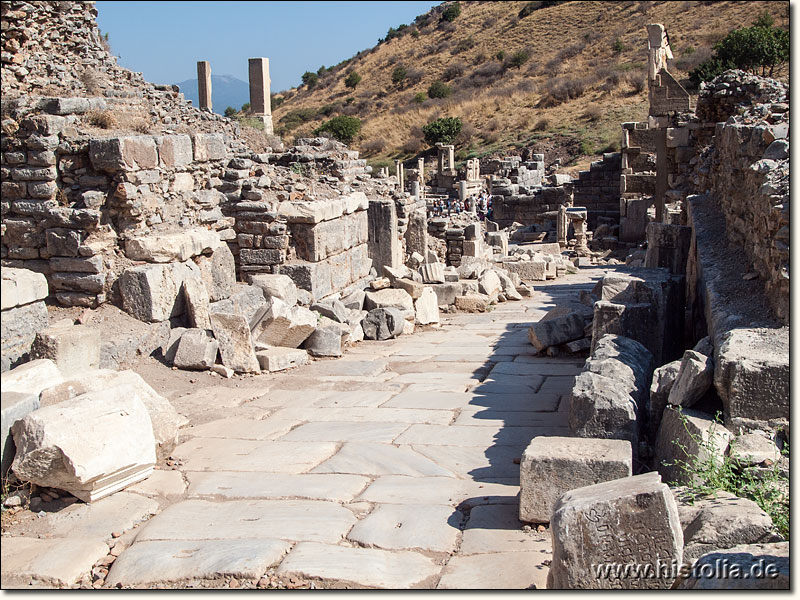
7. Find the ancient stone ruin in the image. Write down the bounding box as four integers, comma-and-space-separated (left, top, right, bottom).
0, 2, 789, 591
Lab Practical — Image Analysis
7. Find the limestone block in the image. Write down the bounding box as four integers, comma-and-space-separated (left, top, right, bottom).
182, 276, 212, 330
496, 270, 522, 301
428, 283, 461, 306
414, 287, 439, 326
364, 288, 414, 312
255, 347, 309, 372
675, 542, 788, 590
520, 436, 632, 524
304, 324, 343, 358
11, 390, 156, 502
341, 289, 365, 311
156, 134, 193, 168
209, 284, 267, 328
89, 136, 158, 172
194, 243, 236, 302
361, 308, 404, 341
420, 262, 445, 284
280, 262, 333, 301
172, 329, 218, 370
192, 133, 226, 162
478, 270, 502, 300
728, 433, 780, 467
456, 262, 482, 280
209, 313, 260, 373
1, 391, 39, 475
1, 301, 50, 372
125, 229, 221, 263
36, 369, 182, 459
311, 299, 349, 323
502, 260, 547, 281
548, 472, 683, 589
119, 261, 200, 322
248, 273, 298, 307
528, 313, 585, 351
668, 350, 713, 407
30, 322, 100, 373
454, 293, 489, 313
591, 300, 653, 356
648, 359, 680, 437
1, 267, 49, 310
253, 299, 316, 348
655, 406, 732, 485
1, 359, 64, 396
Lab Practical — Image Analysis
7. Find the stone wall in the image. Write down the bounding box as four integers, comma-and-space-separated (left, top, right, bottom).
490, 186, 573, 229
572, 152, 621, 229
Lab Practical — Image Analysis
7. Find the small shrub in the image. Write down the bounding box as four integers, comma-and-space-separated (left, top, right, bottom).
301, 71, 319, 89
422, 116, 463, 146
481, 130, 501, 144
392, 65, 408, 84
344, 71, 362, 89
440, 2, 461, 23
80, 68, 102, 95
318, 103, 339, 117
411, 29, 420, 38
402, 138, 423, 154
314, 115, 362, 144
413, 92, 427, 104
505, 50, 530, 70
612, 37, 626, 54
473, 52, 487, 65
443, 62, 465, 80
427, 80, 452, 99
627, 71, 647, 94
533, 117, 549, 131
406, 67, 425, 84
439, 21, 456, 34
224, 106, 237, 118
279, 107, 319, 130
86, 109, 117, 129
495, 50, 506, 62
456, 121, 476, 145
270, 95, 285, 111
241, 102, 251, 113
361, 137, 387, 153
583, 105, 603, 121
483, 16, 497, 27
453, 37, 475, 54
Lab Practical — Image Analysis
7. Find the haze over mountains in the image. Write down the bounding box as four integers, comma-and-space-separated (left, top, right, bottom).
174, 74, 249, 115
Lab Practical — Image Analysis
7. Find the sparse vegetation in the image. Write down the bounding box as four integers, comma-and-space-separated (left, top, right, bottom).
314, 115, 362, 144
301, 71, 318, 89
344, 71, 362, 89
427, 81, 452, 99
413, 92, 426, 104
505, 50, 531, 70
224, 106, 236, 118
391, 65, 408, 85
440, 2, 461, 23
86, 109, 117, 129
422, 116, 463, 146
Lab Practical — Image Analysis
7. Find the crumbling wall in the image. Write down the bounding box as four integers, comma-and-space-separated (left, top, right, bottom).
490, 186, 573, 228
572, 152, 621, 229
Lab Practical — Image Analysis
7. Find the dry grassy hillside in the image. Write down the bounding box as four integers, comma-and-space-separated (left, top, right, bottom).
272, 0, 788, 173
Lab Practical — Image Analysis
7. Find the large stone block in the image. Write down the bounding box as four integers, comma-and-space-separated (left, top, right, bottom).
248, 273, 298, 307
156, 134, 193, 169
1, 267, 49, 310
361, 308, 404, 341
255, 347, 309, 372
30, 322, 100, 373
193, 242, 236, 302
1, 359, 64, 396
648, 359, 680, 438
668, 350, 713, 408
367, 198, 402, 274
209, 284, 267, 328
428, 283, 461, 306
675, 542, 788, 589
548, 472, 683, 589
414, 287, 439, 325
119, 261, 200, 322
655, 406, 732, 486
192, 133, 226, 162
1, 391, 40, 475
182, 276, 212, 330
11, 390, 156, 502
591, 301, 653, 355
364, 288, 414, 312
520, 437, 632, 524
172, 329, 218, 370
1, 300, 50, 372
280, 262, 333, 301
89, 136, 159, 172
304, 324, 343, 358
209, 313, 260, 373
420, 262, 445, 284
501, 260, 547, 281
125, 229, 221, 263
529, 312, 585, 351
478, 269, 501, 301
644, 222, 691, 275
253, 299, 317, 348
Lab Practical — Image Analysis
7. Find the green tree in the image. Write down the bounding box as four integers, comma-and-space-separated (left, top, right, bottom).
345, 71, 362, 89
314, 115, 362, 144
224, 106, 236, 118
241, 102, 251, 113
301, 71, 319, 89
427, 80, 452, 99
413, 92, 427, 104
441, 2, 461, 22
506, 50, 530, 69
422, 116, 463, 146
392, 65, 408, 84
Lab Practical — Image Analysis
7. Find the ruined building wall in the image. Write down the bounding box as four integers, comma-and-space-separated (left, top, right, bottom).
571, 152, 621, 229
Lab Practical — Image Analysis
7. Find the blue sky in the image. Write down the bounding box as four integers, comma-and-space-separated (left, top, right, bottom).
95, 1, 440, 92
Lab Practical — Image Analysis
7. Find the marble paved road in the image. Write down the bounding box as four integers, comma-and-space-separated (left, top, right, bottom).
2, 267, 608, 589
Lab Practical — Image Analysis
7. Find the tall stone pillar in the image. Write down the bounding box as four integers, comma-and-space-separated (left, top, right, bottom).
248, 57, 274, 134
368, 199, 402, 273
394, 160, 404, 191
458, 180, 468, 202
197, 61, 212, 111
417, 158, 425, 198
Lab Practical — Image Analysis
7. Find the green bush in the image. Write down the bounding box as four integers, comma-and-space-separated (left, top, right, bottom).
301, 71, 319, 89
241, 102, 251, 113
427, 80, 452, 99
495, 50, 506, 62
413, 92, 427, 104
422, 116, 463, 146
666, 412, 789, 539
224, 106, 236, 118
440, 2, 461, 22
506, 50, 531, 69
612, 38, 625, 54
279, 108, 318, 130
392, 65, 408, 84
314, 115, 362, 144
689, 12, 789, 85
344, 71, 362, 89
270, 95, 284, 111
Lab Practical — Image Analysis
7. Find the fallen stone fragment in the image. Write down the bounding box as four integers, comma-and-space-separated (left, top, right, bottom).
253, 298, 317, 348
454, 293, 489, 313
519, 436, 632, 524
648, 359, 681, 437
548, 471, 683, 589
304, 324, 343, 358
310, 299, 348, 323
674, 542, 788, 589
478, 269, 502, 301
0, 358, 64, 396
248, 273, 298, 307
364, 288, 414, 312
119, 261, 200, 322
172, 328, 218, 370
210, 313, 260, 373
255, 347, 309, 372
30, 321, 100, 373
528, 312, 585, 350
668, 350, 713, 407
182, 276, 212, 329
11, 389, 156, 502
728, 433, 781, 466
361, 308, 404, 341
414, 287, 439, 325
1, 391, 39, 475
420, 262, 445, 284
392, 277, 424, 300
1, 537, 110, 588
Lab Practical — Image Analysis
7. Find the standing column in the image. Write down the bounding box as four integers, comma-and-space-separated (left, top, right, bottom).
197, 61, 212, 111
248, 57, 274, 134
417, 158, 425, 199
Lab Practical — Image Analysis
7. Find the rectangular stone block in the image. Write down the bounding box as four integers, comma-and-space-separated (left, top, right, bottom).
1, 391, 40, 475
1, 267, 49, 310
192, 133, 226, 162
1, 301, 50, 372
502, 260, 547, 281
119, 262, 200, 322
255, 347, 309, 372
528, 312, 585, 351
209, 312, 260, 373
520, 436, 632, 524
548, 471, 683, 589
89, 136, 158, 172
31, 323, 100, 373
157, 134, 193, 169
172, 328, 218, 370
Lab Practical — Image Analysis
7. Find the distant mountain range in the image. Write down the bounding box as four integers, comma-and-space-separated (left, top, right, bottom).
173, 74, 250, 115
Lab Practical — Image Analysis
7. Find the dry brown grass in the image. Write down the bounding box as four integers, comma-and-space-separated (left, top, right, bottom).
273, 0, 787, 163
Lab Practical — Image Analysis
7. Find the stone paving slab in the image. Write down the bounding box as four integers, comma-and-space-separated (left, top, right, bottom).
454, 409, 569, 428
490, 361, 584, 377
460, 503, 550, 555
171, 438, 338, 472
403, 382, 472, 393
356, 476, 518, 507
394, 424, 544, 447
303, 359, 388, 377
311, 443, 456, 477
1, 537, 110, 587
490, 345, 539, 356
432, 353, 512, 363
382, 391, 471, 410
436, 551, 550, 590
471, 381, 541, 395
186, 472, 370, 501
347, 503, 462, 553
537, 376, 577, 396
250, 389, 329, 409
391, 372, 483, 384
276, 542, 440, 588
387, 360, 490, 376
7, 492, 158, 540
135, 499, 356, 543
280, 421, 410, 443
185, 417, 301, 440
127, 469, 187, 498
107, 539, 291, 586
311, 390, 397, 408
412, 445, 522, 480
272, 406, 454, 425
468, 392, 560, 412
